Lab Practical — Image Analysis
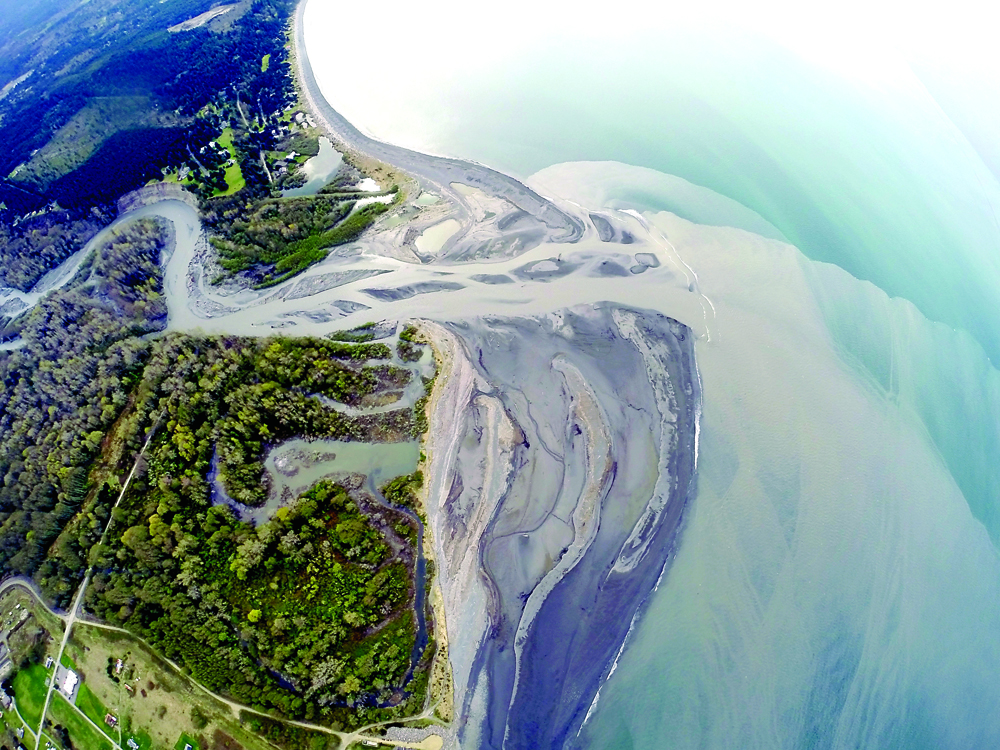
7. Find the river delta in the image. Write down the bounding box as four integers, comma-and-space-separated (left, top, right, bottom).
4, 0, 1000, 747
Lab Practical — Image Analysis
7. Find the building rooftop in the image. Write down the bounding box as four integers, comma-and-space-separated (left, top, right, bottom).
60, 669, 78, 695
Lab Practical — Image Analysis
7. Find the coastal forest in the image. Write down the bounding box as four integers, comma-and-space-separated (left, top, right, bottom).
0, 0, 305, 287
0, 0, 296, 217
0, 0, 437, 734
205, 187, 398, 289
0, 0, 397, 295
0, 211, 436, 729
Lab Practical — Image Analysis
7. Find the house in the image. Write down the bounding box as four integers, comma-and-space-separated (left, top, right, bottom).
184, 745, 192, 750
44, 657, 53, 669
127, 739, 139, 750
104, 714, 118, 728
0, 691, 11, 709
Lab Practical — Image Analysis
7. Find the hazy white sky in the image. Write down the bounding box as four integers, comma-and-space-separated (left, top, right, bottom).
308, 0, 999, 80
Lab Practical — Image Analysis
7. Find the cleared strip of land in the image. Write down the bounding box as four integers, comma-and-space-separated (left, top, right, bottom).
167, 6, 237, 33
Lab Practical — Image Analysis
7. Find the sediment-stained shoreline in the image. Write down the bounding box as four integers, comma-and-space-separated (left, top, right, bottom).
12, 0, 1000, 742
419, 306, 701, 749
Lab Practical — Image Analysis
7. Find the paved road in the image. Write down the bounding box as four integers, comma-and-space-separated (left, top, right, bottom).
31, 421, 159, 750
4, 579, 444, 749
34, 576, 92, 750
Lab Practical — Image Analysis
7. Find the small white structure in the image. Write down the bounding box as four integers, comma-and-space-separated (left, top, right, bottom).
127, 739, 139, 750
44, 657, 53, 669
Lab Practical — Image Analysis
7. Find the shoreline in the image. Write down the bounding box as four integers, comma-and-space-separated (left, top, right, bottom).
414, 321, 458, 727
289, 0, 585, 259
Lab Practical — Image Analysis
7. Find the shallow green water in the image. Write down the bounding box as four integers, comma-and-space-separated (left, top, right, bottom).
304, 8, 1000, 747
281, 136, 343, 197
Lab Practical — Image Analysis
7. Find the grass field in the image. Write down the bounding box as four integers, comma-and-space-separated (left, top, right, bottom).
214, 128, 245, 197
173, 732, 200, 750
261, 54, 271, 72
217, 161, 246, 196
1, 696, 28, 736
48, 693, 113, 750
13, 663, 50, 728
69, 623, 277, 750
76, 683, 113, 732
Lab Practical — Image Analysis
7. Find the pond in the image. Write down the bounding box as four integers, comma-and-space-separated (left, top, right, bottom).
281, 137, 343, 197
215, 438, 420, 525
415, 218, 460, 255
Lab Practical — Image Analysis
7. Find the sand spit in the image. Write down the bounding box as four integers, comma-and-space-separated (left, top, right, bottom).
418, 323, 511, 737
418, 307, 700, 749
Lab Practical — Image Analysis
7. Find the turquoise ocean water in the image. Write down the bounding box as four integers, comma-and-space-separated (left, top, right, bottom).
307, 10, 1000, 747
